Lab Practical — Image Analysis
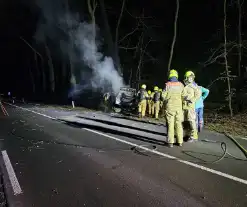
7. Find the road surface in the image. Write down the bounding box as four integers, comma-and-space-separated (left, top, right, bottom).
0, 103, 246, 207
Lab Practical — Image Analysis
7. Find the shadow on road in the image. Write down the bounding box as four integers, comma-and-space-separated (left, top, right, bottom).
61, 120, 167, 146
110, 114, 166, 126
76, 115, 167, 136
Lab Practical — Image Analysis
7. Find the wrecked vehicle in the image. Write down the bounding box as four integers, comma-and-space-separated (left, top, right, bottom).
102, 87, 138, 113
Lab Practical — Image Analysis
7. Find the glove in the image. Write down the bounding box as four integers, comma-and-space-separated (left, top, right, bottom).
184, 96, 192, 103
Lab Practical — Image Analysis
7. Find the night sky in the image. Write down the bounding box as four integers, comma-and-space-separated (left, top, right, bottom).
0, 0, 246, 102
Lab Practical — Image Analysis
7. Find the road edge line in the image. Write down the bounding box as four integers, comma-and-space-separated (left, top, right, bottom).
6, 102, 247, 186
1, 151, 22, 195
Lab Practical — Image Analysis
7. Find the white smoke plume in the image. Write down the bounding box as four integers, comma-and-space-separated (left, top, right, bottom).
34, 0, 124, 97
73, 21, 125, 94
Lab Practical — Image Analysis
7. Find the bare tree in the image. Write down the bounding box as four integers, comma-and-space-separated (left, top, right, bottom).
98, 0, 120, 73
114, 0, 126, 74
87, 0, 97, 36
27, 60, 35, 94
223, 0, 233, 117
167, 0, 179, 72
236, 0, 244, 76
202, 0, 235, 116
19, 36, 46, 92
118, 10, 157, 88
44, 43, 55, 93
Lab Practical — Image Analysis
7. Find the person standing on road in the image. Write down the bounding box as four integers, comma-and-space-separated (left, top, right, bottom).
159, 88, 165, 118
151, 86, 161, 119
182, 71, 202, 142
137, 84, 149, 118
195, 85, 209, 132
162, 69, 184, 147
147, 90, 152, 116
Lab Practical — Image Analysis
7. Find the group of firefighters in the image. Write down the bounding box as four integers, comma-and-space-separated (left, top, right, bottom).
137, 69, 209, 147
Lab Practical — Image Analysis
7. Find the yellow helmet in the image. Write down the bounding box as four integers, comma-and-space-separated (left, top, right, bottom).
141, 84, 147, 89
184, 71, 195, 84
148, 90, 151, 95
159, 89, 162, 92
154, 86, 159, 91
184, 71, 195, 78
168, 69, 178, 79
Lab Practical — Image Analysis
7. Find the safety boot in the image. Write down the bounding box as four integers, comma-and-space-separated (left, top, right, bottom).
168, 143, 173, 148
187, 137, 198, 143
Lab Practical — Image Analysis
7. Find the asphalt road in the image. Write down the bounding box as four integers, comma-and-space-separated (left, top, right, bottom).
0, 103, 247, 207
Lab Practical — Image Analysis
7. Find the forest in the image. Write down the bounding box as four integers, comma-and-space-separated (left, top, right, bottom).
1, 0, 247, 121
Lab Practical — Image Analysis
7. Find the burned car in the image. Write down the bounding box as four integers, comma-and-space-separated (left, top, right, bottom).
102, 87, 138, 113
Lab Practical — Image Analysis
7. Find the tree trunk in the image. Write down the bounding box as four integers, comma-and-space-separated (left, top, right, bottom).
44, 43, 55, 93
34, 53, 40, 90
61, 60, 67, 87
136, 36, 145, 90
28, 62, 35, 94
114, 0, 125, 74
98, 0, 120, 74
40, 58, 46, 93
87, 0, 96, 37
128, 68, 132, 86
167, 0, 179, 72
223, 0, 233, 117
237, 0, 242, 77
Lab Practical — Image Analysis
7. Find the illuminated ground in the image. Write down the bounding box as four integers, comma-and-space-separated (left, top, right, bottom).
0, 103, 246, 206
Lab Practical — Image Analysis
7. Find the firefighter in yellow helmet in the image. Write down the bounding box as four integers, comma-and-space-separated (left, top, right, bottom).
183, 71, 202, 142
137, 84, 149, 118
162, 69, 184, 147
159, 88, 165, 117
147, 90, 152, 115
151, 86, 161, 119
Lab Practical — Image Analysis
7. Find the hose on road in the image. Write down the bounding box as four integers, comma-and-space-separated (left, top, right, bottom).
198, 133, 247, 164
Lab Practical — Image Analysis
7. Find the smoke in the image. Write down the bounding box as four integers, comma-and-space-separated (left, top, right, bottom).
34, 0, 124, 97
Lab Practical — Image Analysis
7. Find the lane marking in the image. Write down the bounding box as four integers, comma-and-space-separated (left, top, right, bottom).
5, 102, 247, 186
1, 150, 22, 195
4, 102, 55, 120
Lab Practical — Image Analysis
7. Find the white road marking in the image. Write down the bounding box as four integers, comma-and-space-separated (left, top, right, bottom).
5, 102, 247, 186
4, 102, 55, 119
1, 150, 22, 195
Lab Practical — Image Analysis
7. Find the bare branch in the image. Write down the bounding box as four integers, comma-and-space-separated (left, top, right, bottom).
115, 0, 125, 45
119, 27, 139, 43
19, 36, 43, 60
203, 43, 237, 67
119, 46, 137, 50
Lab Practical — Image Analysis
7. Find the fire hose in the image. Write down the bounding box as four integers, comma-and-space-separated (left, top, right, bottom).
192, 133, 247, 164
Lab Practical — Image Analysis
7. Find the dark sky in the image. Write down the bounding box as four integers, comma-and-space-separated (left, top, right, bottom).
0, 0, 244, 95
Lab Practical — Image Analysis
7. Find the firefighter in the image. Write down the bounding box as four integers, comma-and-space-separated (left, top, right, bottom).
147, 90, 152, 116
158, 89, 163, 117
151, 86, 161, 119
183, 71, 202, 142
137, 84, 149, 118
162, 69, 184, 147
103, 92, 111, 112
